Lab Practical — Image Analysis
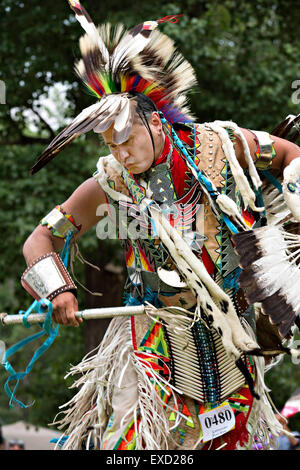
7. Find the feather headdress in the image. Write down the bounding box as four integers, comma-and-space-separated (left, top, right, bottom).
30, 0, 197, 174
271, 113, 300, 144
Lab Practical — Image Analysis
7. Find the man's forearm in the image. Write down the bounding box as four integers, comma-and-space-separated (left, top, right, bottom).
22, 225, 65, 266
283, 151, 300, 171
21, 224, 80, 320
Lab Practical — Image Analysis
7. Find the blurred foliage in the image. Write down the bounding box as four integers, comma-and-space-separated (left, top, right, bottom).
266, 338, 300, 433
0, 139, 105, 426
1, 0, 300, 433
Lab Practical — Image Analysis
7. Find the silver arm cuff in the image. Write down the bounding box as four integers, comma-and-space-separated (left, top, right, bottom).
251, 130, 275, 170
41, 207, 80, 238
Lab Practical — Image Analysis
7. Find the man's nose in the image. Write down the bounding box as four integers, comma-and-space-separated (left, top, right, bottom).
118, 147, 129, 162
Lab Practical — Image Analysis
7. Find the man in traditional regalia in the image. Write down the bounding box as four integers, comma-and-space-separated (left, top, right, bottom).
21, 0, 300, 450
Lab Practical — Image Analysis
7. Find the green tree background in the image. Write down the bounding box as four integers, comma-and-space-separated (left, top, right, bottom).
1, 0, 300, 434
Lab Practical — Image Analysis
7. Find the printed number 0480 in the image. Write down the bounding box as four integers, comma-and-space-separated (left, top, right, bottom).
204, 409, 233, 428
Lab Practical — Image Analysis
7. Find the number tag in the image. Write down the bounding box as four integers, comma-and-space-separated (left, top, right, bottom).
199, 403, 235, 443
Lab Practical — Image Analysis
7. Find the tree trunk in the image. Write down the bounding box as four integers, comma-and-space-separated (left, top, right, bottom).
83, 241, 125, 354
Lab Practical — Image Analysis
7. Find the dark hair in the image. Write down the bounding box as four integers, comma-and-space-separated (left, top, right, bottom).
129, 92, 158, 118
128, 92, 158, 154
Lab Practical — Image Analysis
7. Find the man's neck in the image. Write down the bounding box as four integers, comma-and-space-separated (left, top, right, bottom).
154, 132, 166, 162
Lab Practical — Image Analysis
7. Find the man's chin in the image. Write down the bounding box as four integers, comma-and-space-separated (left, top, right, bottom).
128, 166, 145, 175
130, 163, 154, 175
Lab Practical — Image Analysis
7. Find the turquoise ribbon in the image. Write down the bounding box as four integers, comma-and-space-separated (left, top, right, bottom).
60, 230, 74, 266
222, 214, 239, 235
2, 299, 59, 408
2, 231, 74, 408
49, 435, 69, 448
260, 170, 283, 193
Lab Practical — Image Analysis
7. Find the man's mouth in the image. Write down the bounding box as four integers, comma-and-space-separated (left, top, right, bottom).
124, 162, 135, 169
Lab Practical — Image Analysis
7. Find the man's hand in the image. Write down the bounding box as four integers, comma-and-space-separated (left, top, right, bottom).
51, 292, 82, 327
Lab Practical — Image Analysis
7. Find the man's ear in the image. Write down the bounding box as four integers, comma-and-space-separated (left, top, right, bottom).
150, 111, 163, 131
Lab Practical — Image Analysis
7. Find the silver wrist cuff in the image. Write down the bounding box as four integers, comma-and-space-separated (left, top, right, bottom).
21, 252, 77, 301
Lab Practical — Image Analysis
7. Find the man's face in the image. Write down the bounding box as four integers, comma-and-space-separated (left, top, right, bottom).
102, 112, 164, 174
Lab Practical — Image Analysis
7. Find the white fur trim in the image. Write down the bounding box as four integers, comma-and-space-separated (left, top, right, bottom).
94, 155, 132, 202
283, 158, 300, 222
204, 121, 263, 212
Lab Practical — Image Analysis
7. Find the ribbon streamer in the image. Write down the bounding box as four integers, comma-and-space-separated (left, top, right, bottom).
2, 299, 59, 408
1, 232, 74, 408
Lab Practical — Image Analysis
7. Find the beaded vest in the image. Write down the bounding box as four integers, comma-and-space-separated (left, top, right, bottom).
94, 123, 256, 404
